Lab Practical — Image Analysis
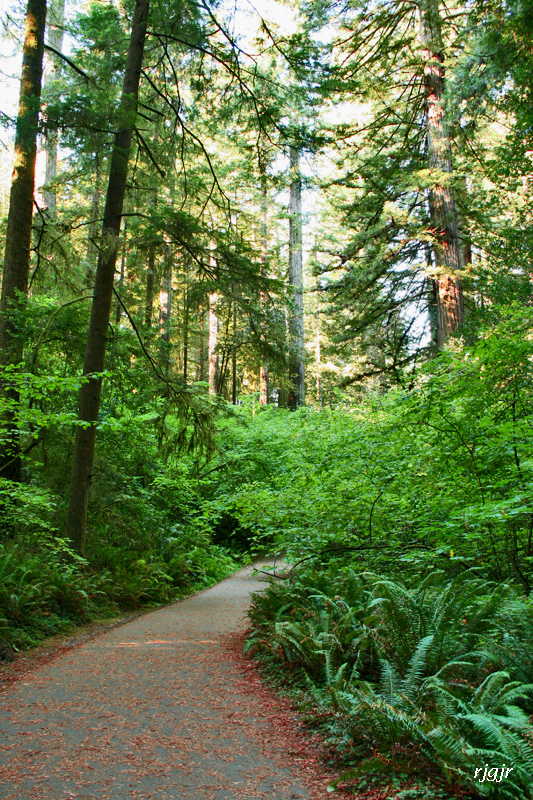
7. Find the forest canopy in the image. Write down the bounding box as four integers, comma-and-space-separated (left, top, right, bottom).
1, 0, 533, 796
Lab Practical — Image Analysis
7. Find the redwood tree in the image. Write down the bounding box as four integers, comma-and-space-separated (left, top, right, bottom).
419, 0, 464, 346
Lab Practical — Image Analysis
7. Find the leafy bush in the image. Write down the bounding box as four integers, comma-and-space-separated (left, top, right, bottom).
207, 310, 533, 593
0, 347, 243, 652
0, 468, 240, 648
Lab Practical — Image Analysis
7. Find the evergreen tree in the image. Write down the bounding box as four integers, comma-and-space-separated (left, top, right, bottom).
309, 0, 468, 386
67, 0, 150, 555
0, 0, 47, 481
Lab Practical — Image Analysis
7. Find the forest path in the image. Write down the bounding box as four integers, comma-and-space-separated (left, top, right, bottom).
0, 563, 331, 800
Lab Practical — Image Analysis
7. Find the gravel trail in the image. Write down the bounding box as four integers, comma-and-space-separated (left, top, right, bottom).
0, 564, 331, 800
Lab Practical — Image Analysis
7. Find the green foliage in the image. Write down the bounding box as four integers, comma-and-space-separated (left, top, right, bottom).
211, 308, 533, 593
247, 566, 533, 799
0, 537, 105, 648
0, 346, 241, 649
481, 595, 533, 686
4, 5, 533, 798
232, 310, 533, 792
0, 512, 239, 649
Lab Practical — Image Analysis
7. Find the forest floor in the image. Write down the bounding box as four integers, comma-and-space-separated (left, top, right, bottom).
0, 563, 337, 800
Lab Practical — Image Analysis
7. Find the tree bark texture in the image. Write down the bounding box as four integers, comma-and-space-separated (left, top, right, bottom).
208, 290, 219, 396
0, 0, 47, 482
183, 281, 189, 382
66, 0, 150, 555
144, 188, 158, 326
43, 0, 64, 215
419, 0, 464, 347
197, 303, 205, 382
159, 262, 172, 343
259, 166, 270, 405
288, 145, 305, 408
85, 159, 100, 285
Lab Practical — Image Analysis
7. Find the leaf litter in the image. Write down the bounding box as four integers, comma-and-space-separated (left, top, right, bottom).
0, 564, 346, 800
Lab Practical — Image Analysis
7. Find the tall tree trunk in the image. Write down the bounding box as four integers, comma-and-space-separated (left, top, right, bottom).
419, 0, 464, 347
425, 244, 439, 348
183, 279, 189, 383
66, 0, 149, 555
288, 145, 305, 408
259, 158, 269, 405
197, 302, 205, 382
144, 188, 158, 327
43, 0, 64, 215
0, 0, 47, 482
208, 290, 219, 395
159, 254, 172, 375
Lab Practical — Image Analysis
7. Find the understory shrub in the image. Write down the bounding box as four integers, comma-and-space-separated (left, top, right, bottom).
0, 538, 110, 648
0, 534, 239, 650
246, 565, 533, 798
209, 312, 533, 594
0, 472, 240, 650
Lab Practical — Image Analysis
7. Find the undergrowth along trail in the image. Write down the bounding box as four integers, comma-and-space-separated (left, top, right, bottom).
0, 564, 332, 800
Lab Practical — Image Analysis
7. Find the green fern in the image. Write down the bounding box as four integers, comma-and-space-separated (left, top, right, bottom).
246, 565, 533, 799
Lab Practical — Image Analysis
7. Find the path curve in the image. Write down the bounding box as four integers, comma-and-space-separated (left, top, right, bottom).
0, 564, 331, 799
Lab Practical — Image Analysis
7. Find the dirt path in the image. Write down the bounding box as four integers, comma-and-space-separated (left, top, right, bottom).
0, 564, 332, 800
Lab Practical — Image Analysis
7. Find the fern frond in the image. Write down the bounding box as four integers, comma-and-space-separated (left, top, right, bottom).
379, 658, 401, 704
402, 634, 434, 699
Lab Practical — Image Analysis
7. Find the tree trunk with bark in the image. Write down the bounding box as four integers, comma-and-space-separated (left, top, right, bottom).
66, 0, 150, 555
43, 0, 64, 215
208, 290, 219, 396
259, 158, 269, 405
197, 302, 205, 381
0, 0, 47, 482
144, 187, 158, 327
288, 145, 305, 408
419, 0, 464, 347
159, 254, 172, 375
